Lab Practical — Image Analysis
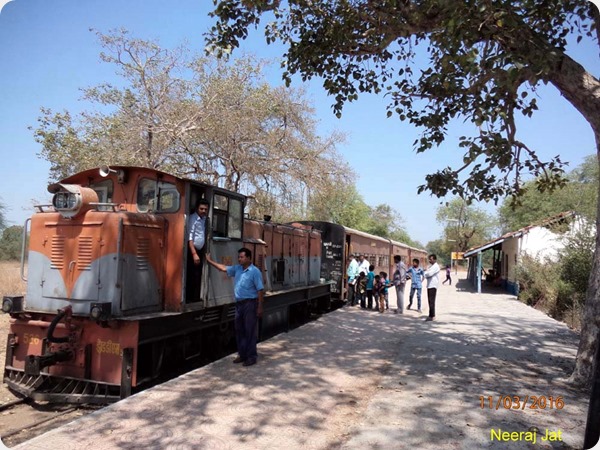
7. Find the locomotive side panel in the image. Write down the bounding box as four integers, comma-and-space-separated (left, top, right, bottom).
308, 230, 321, 284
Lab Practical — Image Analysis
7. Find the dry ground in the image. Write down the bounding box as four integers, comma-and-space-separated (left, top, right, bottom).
0, 261, 25, 404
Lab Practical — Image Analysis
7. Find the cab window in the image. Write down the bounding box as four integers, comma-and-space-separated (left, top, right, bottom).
90, 179, 114, 211
137, 179, 180, 213
212, 194, 243, 239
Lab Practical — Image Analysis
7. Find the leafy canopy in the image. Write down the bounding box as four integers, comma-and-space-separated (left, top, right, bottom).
207, 0, 597, 203
498, 154, 598, 232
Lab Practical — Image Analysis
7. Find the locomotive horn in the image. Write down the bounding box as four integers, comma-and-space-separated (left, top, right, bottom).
99, 165, 127, 183
99, 165, 117, 177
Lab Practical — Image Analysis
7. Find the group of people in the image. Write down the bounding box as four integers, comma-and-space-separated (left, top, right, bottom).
346, 255, 390, 312
346, 253, 442, 321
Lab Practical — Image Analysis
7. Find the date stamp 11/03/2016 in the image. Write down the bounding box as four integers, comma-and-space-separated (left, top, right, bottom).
479, 395, 564, 410
480, 395, 565, 444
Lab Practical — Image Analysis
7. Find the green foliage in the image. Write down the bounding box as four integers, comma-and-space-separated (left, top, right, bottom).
0, 199, 6, 230
498, 155, 598, 232
559, 223, 595, 297
0, 226, 24, 261
308, 186, 419, 245
207, 0, 597, 204
436, 198, 496, 253
425, 239, 449, 265
515, 254, 560, 308
515, 224, 592, 330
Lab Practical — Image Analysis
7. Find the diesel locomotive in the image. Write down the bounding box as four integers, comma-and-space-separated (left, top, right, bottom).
2, 166, 331, 403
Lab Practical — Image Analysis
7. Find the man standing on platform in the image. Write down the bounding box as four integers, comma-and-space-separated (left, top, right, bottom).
206, 248, 264, 367
346, 254, 359, 305
424, 254, 441, 321
393, 255, 407, 314
187, 199, 210, 302
358, 254, 370, 279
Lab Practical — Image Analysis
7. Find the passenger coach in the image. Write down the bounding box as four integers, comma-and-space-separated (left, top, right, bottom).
291, 222, 428, 303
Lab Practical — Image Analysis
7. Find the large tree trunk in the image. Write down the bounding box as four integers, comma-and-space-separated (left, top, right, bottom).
547, 47, 600, 387
568, 143, 600, 387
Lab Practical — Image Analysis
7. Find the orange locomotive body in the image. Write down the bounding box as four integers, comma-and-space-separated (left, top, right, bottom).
3, 167, 330, 403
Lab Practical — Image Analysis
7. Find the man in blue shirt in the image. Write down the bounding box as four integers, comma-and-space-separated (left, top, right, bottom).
406, 258, 425, 312
206, 248, 265, 367
187, 199, 210, 302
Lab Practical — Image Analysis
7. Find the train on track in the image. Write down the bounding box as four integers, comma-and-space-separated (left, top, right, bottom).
2, 166, 427, 404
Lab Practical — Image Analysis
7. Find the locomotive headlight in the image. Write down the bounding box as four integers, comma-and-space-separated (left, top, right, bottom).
47, 183, 97, 219
52, 191, 81, 212
2, 298, 12, 313
90, 302, 111, 321
2, 296, 23, 313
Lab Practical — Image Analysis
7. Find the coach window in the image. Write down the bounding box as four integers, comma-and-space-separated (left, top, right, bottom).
212, 194, 228, 237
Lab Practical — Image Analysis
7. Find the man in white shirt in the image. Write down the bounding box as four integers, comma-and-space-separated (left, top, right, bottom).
357, 254, 370, 278
187, 199, 210, 302
424, 254, 441, 321
346, 254, 359, 305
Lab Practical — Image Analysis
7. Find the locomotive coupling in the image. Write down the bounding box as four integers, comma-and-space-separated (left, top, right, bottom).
24, 349, 74, 376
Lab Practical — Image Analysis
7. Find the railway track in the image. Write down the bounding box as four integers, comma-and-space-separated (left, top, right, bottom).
0, 397, 102, 447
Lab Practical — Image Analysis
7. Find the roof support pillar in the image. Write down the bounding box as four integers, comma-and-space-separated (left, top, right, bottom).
477, 252, 482, 294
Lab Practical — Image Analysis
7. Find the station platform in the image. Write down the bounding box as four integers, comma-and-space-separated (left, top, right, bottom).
12, 274, 590, 449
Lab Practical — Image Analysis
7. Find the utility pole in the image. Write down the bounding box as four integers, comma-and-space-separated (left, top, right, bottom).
447, 219, 459, 274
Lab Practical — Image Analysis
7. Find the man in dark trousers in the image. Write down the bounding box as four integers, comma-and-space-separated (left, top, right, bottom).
206, 248, 264, 366
424, 254, 441, 321
187, 199, 210, 302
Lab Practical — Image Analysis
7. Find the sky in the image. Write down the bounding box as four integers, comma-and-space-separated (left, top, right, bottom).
0, 0, 598, 246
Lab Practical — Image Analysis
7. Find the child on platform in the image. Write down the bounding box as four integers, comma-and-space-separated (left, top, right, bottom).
379, 271, 389, 312
357, 272, 367, 309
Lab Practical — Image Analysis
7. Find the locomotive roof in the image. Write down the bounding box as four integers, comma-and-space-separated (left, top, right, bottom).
56, 166, 245, 198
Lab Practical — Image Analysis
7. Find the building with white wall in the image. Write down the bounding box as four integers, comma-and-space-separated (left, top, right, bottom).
463, 211, 584, 294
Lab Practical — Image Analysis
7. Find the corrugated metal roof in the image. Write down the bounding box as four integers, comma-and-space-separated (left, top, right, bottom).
463, 210, 577, 257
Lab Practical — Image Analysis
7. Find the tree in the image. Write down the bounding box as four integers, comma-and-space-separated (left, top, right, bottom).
437, 198, 496, 253
32, 30, 347, 222
425, 239, 447, 265
498, 155, 598, 232
308, 183, 372, 229
0, 199, 6, 231
365, 204, 406, 239
207, 1, 600, 386
0, 226, 24, 261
